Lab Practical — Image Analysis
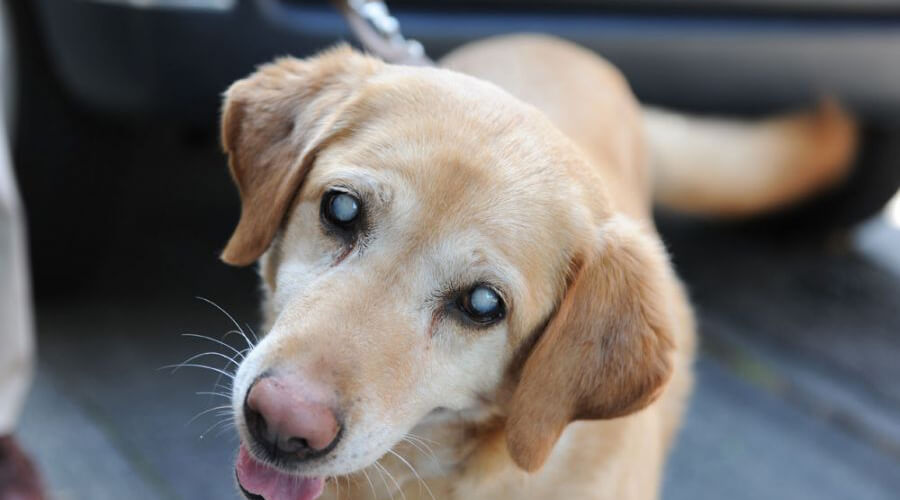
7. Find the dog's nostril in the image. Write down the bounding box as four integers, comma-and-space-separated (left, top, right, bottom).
245, 404, 325, 458
243, 405, 270, 448
245, 403, 309, 456
283, 437, 310, 454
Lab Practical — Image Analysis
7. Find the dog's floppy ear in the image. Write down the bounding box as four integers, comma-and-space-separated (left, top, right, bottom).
220, 46, 381, 266
506, 217, 675, 472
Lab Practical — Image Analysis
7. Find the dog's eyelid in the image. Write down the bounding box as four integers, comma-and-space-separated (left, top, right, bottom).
324, 184, 360, 199
491, 282, 511, 305
439, 276, 507, 301
472, 278, 510, 306
481, 284, 510, 315
321, 183, 384, 212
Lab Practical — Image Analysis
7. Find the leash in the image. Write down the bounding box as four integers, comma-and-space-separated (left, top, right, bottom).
331, 0, 435, 66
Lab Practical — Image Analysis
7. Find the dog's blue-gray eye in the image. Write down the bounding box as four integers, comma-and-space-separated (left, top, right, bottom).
470, 286, 499, 314
459, 285, 505, 324
322, 190, 361, 231
329, 193, 359, 223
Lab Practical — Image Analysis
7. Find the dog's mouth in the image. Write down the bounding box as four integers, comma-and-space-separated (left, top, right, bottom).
236, 445, 326, 500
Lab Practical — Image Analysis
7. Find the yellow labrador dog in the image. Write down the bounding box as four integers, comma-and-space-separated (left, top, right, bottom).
220, 35, 855, 500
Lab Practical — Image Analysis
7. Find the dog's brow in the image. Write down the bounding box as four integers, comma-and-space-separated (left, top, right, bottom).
435, 239, 524, 305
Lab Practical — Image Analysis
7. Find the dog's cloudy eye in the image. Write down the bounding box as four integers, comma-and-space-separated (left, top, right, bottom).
322, 190, 361, 229
459, 285, 505, 325
329, 192, 359, 222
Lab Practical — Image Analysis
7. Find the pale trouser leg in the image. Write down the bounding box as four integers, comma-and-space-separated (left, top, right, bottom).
0, 110, 33, 435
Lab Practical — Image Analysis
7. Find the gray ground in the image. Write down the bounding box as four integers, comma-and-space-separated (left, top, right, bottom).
15, 212, 900, 499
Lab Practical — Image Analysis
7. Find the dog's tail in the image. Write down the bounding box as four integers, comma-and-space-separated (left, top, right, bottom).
644, 99, 858, 217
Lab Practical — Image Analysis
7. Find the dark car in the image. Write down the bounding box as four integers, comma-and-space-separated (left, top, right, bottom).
13, 1, 900, 239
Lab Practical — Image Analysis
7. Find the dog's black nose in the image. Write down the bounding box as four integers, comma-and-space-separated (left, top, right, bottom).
243, 376, 342, 462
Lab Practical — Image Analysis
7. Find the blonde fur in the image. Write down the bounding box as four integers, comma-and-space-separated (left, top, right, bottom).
220, 34, 853, 500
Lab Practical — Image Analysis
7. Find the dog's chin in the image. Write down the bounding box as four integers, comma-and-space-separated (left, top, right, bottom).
235, 445, 326, 500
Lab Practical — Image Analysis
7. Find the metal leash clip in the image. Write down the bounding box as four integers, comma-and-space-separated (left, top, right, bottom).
334, 0, 434, 66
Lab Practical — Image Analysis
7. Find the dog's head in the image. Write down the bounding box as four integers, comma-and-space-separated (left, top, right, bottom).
222, 46, 675, 500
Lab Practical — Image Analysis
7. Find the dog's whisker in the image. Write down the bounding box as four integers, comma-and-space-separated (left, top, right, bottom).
361, 467, 379, 500
204, 347, 241, 401
212, 381, 233, 394
402, 435, 441, 470
245, 322, 260, 344
195, 391, 232, 400
401, 437, 438, 467
199, 416, 234, 439
196, 296, 256, 349
376, 460, 406, 500
160, 363, 236, 380
402, 434, 438, 456
186, 404, 233, 426
404, 432, 440, 447
400, 438, 432, 462
213, 421, 237, 438
210, 383, 235, 407
172, 351, 241, 372
372, 461, 395, 500
221, 328, 256, 354
175, 330, 242, 406
181, 333, 247, 360
388, 449, 434, 500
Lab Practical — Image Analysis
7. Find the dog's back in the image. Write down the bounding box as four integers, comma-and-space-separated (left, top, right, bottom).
443, 34, 857, 219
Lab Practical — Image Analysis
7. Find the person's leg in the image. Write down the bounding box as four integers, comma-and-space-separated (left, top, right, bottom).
0, 436, 43, 500
0, 116, 42, 500
0, 4, 43, 498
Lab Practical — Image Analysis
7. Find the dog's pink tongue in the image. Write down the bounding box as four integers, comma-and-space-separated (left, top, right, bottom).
236, 446, 325, 500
